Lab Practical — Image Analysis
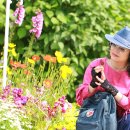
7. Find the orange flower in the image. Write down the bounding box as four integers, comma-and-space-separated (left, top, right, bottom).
24, 70, 31, 75
9, 60, 21, 68
50, 57, 56, 63
43, 79, 53, 88
43, 55, 51, 61
43, 55, 56, 63
32, 55, 40, 61
20, 63, 27, 69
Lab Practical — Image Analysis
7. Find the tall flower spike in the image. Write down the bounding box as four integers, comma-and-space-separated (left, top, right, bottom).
13, 2, 25, 26
30, 9, 44, 39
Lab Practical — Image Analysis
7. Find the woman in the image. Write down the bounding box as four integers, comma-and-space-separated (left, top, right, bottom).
76, 26, 130, 130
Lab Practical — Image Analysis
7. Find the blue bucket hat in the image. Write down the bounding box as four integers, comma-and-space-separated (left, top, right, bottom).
105, 26, 130, 49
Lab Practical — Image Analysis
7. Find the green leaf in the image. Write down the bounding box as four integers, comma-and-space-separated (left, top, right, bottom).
51, 42, 59, 50
43, 2, 51, 9
44, 16, 50, 27
51, 17, 59, 25
71, 34, 76, 42
56, 11, 67, 23
72, 57, 78, 65
46, 10, 54, 18
58, 42, 64, 49
25, 7, 32, 14
17, 28, 27, 39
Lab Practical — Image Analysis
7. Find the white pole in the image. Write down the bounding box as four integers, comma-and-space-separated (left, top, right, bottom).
2, 0, 11, 88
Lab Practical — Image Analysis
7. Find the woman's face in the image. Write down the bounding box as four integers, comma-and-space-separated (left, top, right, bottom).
110, 43, 130, 63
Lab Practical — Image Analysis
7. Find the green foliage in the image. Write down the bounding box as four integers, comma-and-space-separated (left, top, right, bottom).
0, 0, 130, 101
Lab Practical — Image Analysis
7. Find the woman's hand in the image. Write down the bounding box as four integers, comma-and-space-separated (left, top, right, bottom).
90, 65, 104, 88
95, 67, 118, 96
95, 69, 106, 86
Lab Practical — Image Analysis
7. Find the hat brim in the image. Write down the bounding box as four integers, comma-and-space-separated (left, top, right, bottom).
105, 34, 129, 49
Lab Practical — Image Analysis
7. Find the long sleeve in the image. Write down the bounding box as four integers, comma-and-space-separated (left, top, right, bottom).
76, 58, 104, 106
118, 91, 130, 110
76, 65, 92, 106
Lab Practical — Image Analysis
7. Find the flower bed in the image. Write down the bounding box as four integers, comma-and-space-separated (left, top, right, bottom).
0, 1, 79, 129
0, 45, 78, 129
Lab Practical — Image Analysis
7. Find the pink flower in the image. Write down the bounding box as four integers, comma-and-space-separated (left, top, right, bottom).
61, 103, 68, 113
41, 101, 48, 107
13, 3, 25, 26
54, 101, 60, 108
30, 10, 44, 39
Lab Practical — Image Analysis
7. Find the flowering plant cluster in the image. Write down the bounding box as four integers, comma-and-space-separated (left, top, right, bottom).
0, 0, 78, 129
2, 42, 76, 129
29, 9, 44, 39
13, 2, 25, 26
13, 1, 43, 39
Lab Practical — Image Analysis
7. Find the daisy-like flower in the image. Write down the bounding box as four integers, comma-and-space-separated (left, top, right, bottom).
30, 9, 44, 39
43, 79, 53, 88
13, 2, 25, 26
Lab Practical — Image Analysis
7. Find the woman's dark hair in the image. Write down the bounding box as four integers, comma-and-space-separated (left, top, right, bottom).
127, 55, 130, 77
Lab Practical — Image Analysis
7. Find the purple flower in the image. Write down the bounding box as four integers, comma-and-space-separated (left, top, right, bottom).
21, 96, 28, 105
12, 88, 23, 98
30, 10, 44, 39
1, 85, 11, 100
13, 3, 25, 26
14, 96, 28, 107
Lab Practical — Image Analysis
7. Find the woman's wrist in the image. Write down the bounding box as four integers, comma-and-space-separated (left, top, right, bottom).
114, 92, 123, 103
88, 84, 96, 94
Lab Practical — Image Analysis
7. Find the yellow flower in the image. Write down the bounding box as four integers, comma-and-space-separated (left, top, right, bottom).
55, 51, 63, 57
9, 43, 16, 48
57, 56, 63, 63
7, 67, 12, 75
60, 65, 72, 74
55, 51, 69, 63
11, 48, 17, 57
60, 65, 72, 79
61, 72, 67, 79
28, 58, 35, 64
55, 51, 63, 63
